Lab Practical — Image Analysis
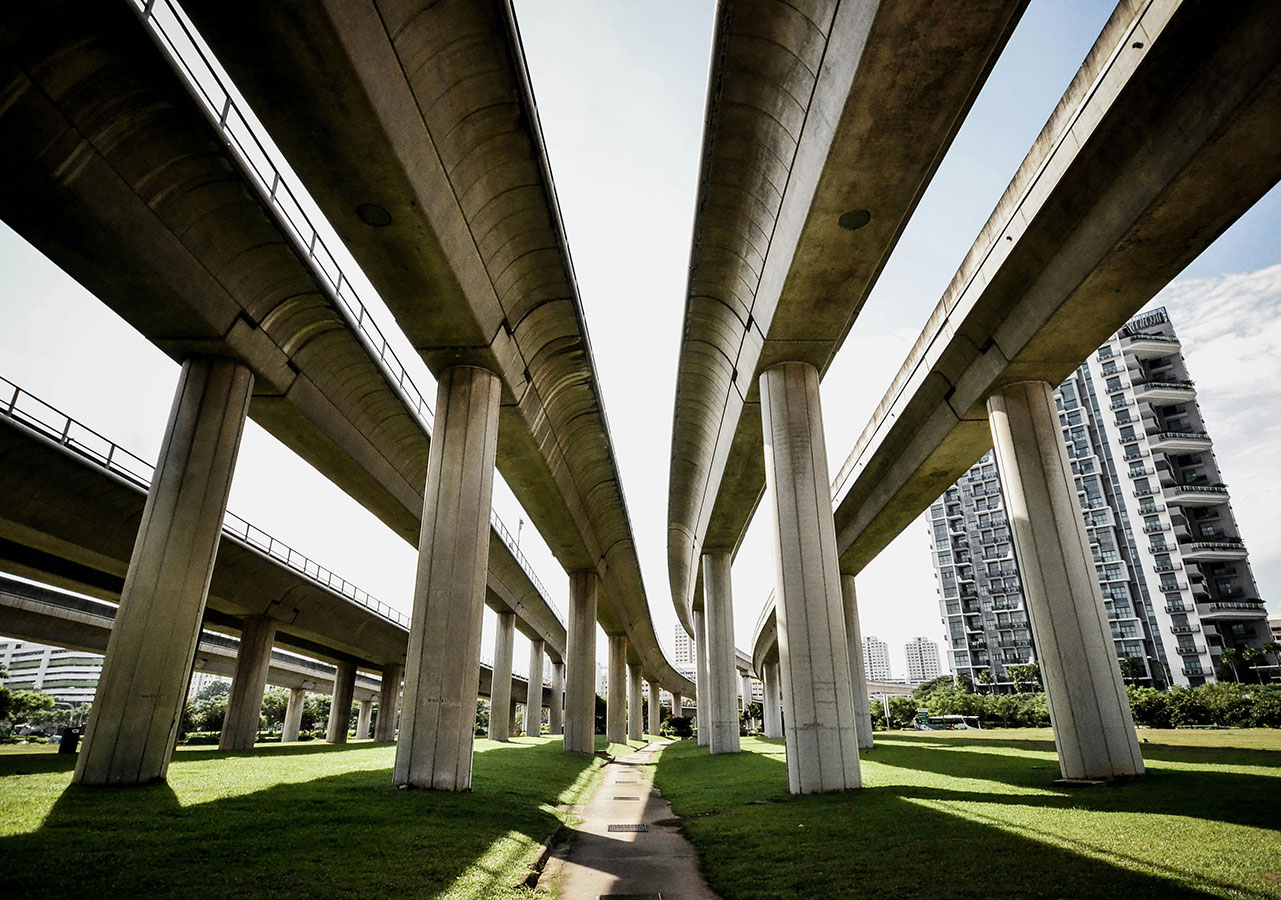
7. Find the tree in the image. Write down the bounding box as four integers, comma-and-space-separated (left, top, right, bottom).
189, 694, 227, 732
260, 688, 289, 729
193, 680, 230, 702
669, 716, 693, 739
304, 695, 329, 734
975, 669, 994, 694
1117, 657, 1146, 683
474, 698, 489, 736
8, 690, 57, 724
1241, 647, 1266, 683
1006, 663, 1042, 693
1218, 648, 1241, 683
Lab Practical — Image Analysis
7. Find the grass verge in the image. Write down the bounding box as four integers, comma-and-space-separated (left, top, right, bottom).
0, 735, 604, 899
652, 729, 1281, 899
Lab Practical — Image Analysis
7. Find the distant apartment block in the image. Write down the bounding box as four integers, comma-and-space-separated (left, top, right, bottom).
863, 635, 892, 681
929, 307, 1268, 689
0, 640, 102, 705
905, 637, 944, 683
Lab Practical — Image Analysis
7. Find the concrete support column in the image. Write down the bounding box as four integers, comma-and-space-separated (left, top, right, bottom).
489, 612, 516, 741
694, 609, 710, 747
841, 575, 874, 750
564, 571, 598, 754
988, 382, 1144, 780
647, 683, 661, 736
524, 639, 544, 737
357, 699, 373, 740
671, 692, 683, 721
327, 661, 356, 744
549, 661, 565, 735
702, 551, 740, 754
395, 366, 500, 791
75, 358, 253, 787
760, 361, 860, 793
763, 661, 784, 738
627, 663, 643, 742
606, 635, 627, 745
374, 663, 402, 743
220, 616, 277, 751
282, 687, 306, 743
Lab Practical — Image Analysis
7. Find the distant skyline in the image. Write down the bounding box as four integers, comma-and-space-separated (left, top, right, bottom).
0, 0, 1278, 681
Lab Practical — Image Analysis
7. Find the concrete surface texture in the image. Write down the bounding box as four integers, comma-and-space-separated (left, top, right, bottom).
988, 382, 1144, 780
702, 551, 740, 755
762, 661, 783, 739
539, 741, 721, 899
220, 616, 278, 751
356, 699, 373, 741
628, 663, 644, 742
841, 575, 875, 750
760, 361, 860, 794
525, 639, 545, 737
490, 612, 516, 742
374, 664, 402, 743
396, 367, 500, 791
327, 661, 356, 744
694, 609, 710, 748
549, 661, 565, 736
564, 572, 599, 754
607, 635, 627, 745
282, 687, 306, 744
75, 358, 252, 787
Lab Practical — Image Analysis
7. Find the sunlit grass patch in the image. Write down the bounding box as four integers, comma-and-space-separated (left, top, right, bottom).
0, 735, 603, 899
654, 729, 1281, 900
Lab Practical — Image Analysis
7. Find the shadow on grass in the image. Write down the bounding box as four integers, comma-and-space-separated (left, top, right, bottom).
654, 738, 1281, 900
0, 740, 596, 900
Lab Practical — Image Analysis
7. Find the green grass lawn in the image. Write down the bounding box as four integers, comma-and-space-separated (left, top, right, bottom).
0, 735, 607, 899
652, 729, 1281, 900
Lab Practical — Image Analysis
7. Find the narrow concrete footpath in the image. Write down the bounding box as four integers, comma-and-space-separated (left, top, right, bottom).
539, 740, 721, 900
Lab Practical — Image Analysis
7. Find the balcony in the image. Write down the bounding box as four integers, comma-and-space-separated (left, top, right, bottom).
1127, 466, 1155, 479
1149, 430, 1212, 453
1166, 483, 1229, 507
1165, 603, 1191, 614
1159, 581, 1190, 593
1153, 561, 1183, 574
1197, 600, 1268, 620
1133, 379, 1196, 404
1137, 501, 1166, 515
1124, 332, 1182, 358
1169, 624, 1201, 634
1142, 522, 1169, 534
1133, 486, 1160, 499
1182, 666, 1206, 678
1181, 539, 1249, 562
1174, 644, 1207, 656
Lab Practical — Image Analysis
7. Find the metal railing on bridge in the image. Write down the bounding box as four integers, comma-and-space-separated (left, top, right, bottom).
124, 0, 560, 625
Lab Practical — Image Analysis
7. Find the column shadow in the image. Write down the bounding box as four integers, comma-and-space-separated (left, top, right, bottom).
0, 740, 596, 899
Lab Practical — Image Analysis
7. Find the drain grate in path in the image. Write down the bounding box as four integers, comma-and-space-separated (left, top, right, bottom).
612, 796, 641, 801
607, 823, 648, 832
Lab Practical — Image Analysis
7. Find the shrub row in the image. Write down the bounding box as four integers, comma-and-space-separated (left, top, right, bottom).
870, 682, 1281, 730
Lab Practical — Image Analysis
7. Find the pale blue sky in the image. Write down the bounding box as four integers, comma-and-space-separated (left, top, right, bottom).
0, 0, 1277, 679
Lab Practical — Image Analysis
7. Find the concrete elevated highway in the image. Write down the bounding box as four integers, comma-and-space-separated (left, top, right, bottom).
736, 0, 1281, 790
667, 0, 1026, 787
0, 0, 687, 786
0, 377, 564, 747
0, 575, 558, 741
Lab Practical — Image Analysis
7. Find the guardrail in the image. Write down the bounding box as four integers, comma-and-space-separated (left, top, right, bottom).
1, 375, 410, 628
126, 0, 560, 624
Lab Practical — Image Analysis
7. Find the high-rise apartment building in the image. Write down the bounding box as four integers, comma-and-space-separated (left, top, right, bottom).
905, 637, 944, 683
0, 640, 102, 704
863, 635, 892, 681
673, 624, 695, 670
929, 307, 1268, 689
